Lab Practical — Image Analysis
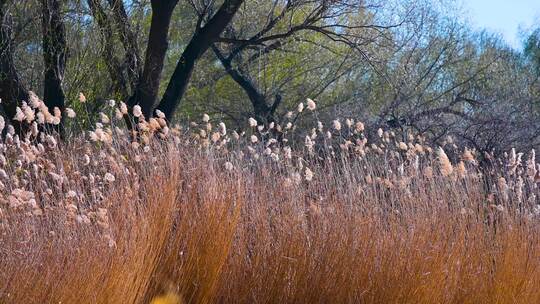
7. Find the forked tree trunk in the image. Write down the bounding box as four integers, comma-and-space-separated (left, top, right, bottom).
155, 0, 245, 120
89, 0, 244, 123
42, 0, 67, 134
211, 45, 281, 125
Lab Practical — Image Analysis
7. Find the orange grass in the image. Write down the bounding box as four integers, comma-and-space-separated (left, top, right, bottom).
1, 105, 540, 303
2, 143, 540, 303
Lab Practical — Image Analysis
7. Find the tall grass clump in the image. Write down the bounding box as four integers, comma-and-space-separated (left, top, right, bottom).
2, 97, 540, 303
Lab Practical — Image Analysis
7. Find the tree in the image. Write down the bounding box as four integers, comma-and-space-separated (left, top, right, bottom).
0, 0, 67, 134
89, 0, 245, 121
42, 0, 67, 133
209, 0, 405, 124
524, 28, 540, 76
128, 0, 180, 119
0, 0, 30, 128
154, 0, 244, 120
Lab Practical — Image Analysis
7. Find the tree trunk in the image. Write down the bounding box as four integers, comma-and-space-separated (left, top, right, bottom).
128, 0, 179, 119
156, 0, 245, 120
0, 1, 29, 131
211, 45, 280, 124
42, 0, 67, 133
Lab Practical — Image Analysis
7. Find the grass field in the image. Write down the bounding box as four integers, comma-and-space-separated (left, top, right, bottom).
2, 105, 540, 303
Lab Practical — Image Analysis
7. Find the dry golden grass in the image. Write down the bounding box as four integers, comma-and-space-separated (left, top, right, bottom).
2, 100, 540, 303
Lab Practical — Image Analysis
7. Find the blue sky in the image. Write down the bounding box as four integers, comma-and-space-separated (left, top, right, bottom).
463, 0, 540, 49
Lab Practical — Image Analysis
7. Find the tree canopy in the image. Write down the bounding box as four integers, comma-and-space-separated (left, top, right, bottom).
0, 0, 539, 152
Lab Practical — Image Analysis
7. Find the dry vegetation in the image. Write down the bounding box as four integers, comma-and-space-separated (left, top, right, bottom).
2, 97, 540, 303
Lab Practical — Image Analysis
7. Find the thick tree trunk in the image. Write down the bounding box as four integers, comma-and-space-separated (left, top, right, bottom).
128, 0, 179, 119
42, 0, 67, 133
0, 1, 29, 130
156, 0, 245, 120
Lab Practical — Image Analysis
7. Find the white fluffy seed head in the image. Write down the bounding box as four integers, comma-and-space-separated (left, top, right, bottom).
398, 142, 408, 151
45, 135, 57, 148
65, 108, 76, 118
29, 91, 42, 108
133, 105, 142, 118
83, 154, 90, 166
120, 102, 128, 114
219, 122, 226, 136
355, 121, 364, 132
305, 167, 314, 181
14, 107, 25, 122
306, 98, 316, 111
155, 109, 165, 119
66, 190, 77, 199
297, 102, 304, 113
104, 173, 115, 183
248, 117, 258, 128
53, 107, 61, 118
100, 113, 110, 124
115, 109, 123, 119
333, 120, 341, 131
437, 147, 453, 177
202, 113, 210, 123
211, 132, 221, 143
